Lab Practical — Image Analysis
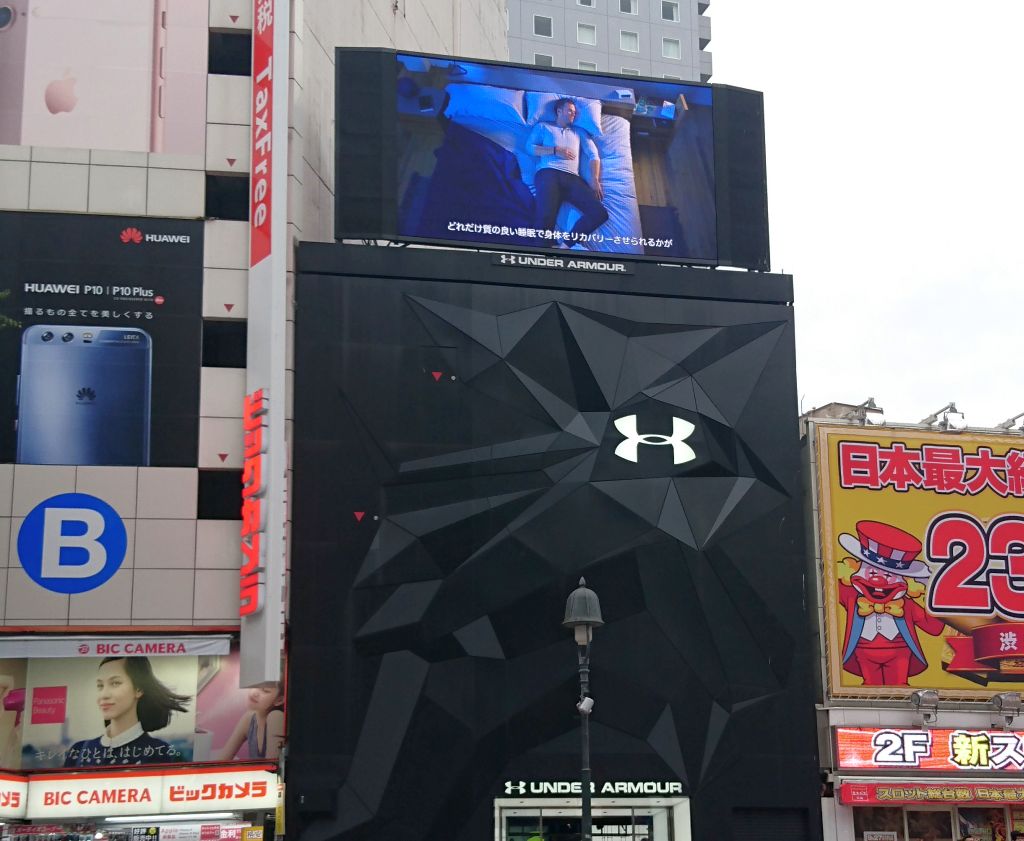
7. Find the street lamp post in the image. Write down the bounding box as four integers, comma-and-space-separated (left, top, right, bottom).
563, 577, 603, 841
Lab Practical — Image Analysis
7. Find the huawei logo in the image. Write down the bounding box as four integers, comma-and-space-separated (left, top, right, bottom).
76, 387, 96, 402
120, 227, 143, 244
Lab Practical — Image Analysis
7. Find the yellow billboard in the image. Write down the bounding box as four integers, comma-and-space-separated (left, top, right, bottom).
815, 424, 1024, 699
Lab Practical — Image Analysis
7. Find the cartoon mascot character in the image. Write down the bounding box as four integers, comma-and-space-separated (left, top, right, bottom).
838, 520, 946, 686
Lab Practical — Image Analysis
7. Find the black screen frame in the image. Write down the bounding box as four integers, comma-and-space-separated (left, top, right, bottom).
334, 48, 770, 272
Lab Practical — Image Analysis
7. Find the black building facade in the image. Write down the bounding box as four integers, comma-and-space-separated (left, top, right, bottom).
288, 244, 820, 841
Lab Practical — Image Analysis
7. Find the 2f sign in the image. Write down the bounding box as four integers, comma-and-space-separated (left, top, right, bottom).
17, 494, 127, 594
871, 730, 932, 766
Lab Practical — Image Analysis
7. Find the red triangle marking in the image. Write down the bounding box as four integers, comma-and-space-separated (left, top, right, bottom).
431, 371, 443, 381
353, 511, 365, 522
229, 14, 239, 22
226, 157, 236, 167
224, 303, 235, 311
218, 453, 228, 462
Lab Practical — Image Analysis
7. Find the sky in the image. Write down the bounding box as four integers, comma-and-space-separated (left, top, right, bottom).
707, 1, 1024, 428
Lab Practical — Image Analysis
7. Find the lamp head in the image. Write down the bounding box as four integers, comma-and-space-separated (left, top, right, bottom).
563, 577, 603, 646
910, 688, 940, 725
992, 692, 1021, 712
920, 402, 958, 427
910, 688, 939, 708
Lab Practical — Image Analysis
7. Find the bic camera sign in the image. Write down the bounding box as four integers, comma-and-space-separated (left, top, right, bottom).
17, 493, 127, 594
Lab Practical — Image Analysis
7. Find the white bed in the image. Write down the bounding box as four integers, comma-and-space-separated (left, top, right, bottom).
445, 85, 645, 255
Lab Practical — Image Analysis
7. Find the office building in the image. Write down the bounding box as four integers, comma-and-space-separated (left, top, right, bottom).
507, 0, 711, 81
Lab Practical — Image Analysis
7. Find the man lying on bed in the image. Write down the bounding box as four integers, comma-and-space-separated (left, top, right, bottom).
526, 98, 609, 244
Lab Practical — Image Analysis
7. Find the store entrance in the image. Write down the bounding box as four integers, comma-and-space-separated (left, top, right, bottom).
855, 804, 1016, 841
499, 801, 686, 841
507, 813, 655, 841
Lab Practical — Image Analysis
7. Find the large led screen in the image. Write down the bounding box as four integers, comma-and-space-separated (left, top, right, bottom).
394, 54, 715, 262
336, 50, 771, 269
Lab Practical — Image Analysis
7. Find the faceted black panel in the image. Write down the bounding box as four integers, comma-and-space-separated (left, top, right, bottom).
290, 246, 819, 841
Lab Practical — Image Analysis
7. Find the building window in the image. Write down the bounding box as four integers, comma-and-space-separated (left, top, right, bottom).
198, 469, 245, 518
205, 174, 249, 221
620, 30, 639, 52
662, 0, 680, 21
535, 53, 553, 66
208, 32, 252, 76
577, 0, 594, 6
579, 60, 597, 71
202, 320, 248, 368
577, 22, 597, 46
619, 0, 637, 13
533, 15, 552, 37
662, 37, 681, 59
622, 67, 640, 75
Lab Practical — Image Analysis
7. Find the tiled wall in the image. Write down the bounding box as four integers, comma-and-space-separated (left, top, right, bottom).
289, 0, 510, 247
0, 464, 239, 625
0, 147, 206, 217
0, 0, 510, 632
0, 0, 255, 630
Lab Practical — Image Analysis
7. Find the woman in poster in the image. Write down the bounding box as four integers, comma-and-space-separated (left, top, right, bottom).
0, 673, 24, 768
214, 682, 284, 760
64, 657, 191, 767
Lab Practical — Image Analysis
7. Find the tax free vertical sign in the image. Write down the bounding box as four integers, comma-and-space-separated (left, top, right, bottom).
243, 0, 288, 686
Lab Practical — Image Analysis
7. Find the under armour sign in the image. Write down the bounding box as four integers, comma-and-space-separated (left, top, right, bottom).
613, 415, 696, 465
17, 493, 127, 594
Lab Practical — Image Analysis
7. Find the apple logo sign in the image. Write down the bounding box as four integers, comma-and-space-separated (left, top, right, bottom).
44, 72, 77, 115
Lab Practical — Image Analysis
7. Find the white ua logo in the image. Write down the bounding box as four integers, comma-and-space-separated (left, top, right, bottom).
505, 780, 526, 795
613, 415, 696, 464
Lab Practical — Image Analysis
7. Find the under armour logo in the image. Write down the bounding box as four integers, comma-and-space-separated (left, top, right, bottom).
505, 780, 526, 795
613, 415, 696, 464
499, 254, 512, 264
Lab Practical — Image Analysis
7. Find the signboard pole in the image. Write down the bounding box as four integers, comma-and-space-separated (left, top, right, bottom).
242, 0, 289, 686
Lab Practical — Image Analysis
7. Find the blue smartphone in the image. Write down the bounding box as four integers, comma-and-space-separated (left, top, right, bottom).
16, 325, 152, 466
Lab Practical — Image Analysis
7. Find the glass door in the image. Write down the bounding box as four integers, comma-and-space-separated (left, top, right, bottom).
906, 808, 955, 841
504, 807, 664, 841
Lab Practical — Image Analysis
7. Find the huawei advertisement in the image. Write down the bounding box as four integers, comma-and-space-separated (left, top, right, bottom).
0, 211, 203, 467
336, 49, 770, 270
0, 0, 208, 154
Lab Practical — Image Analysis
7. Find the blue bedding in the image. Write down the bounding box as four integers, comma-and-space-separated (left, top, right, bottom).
401, 122, 536, 246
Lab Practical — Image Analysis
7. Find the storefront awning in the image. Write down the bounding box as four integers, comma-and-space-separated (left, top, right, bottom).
839, 780, 1024, 806
0, 766, 278, 820
0, 635, 232, 658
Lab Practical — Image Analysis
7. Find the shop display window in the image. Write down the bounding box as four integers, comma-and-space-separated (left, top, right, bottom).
959, 808, 1008, 841
854, 807, 1021, 841
854, 807, 907, 841
907, 810, 955, 841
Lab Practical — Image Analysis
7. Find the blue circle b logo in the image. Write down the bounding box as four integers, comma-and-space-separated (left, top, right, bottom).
17, 493, 127, 594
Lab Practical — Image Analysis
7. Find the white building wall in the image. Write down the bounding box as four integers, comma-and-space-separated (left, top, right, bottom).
507, 0, 710, 80
0, 0, 506, 632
